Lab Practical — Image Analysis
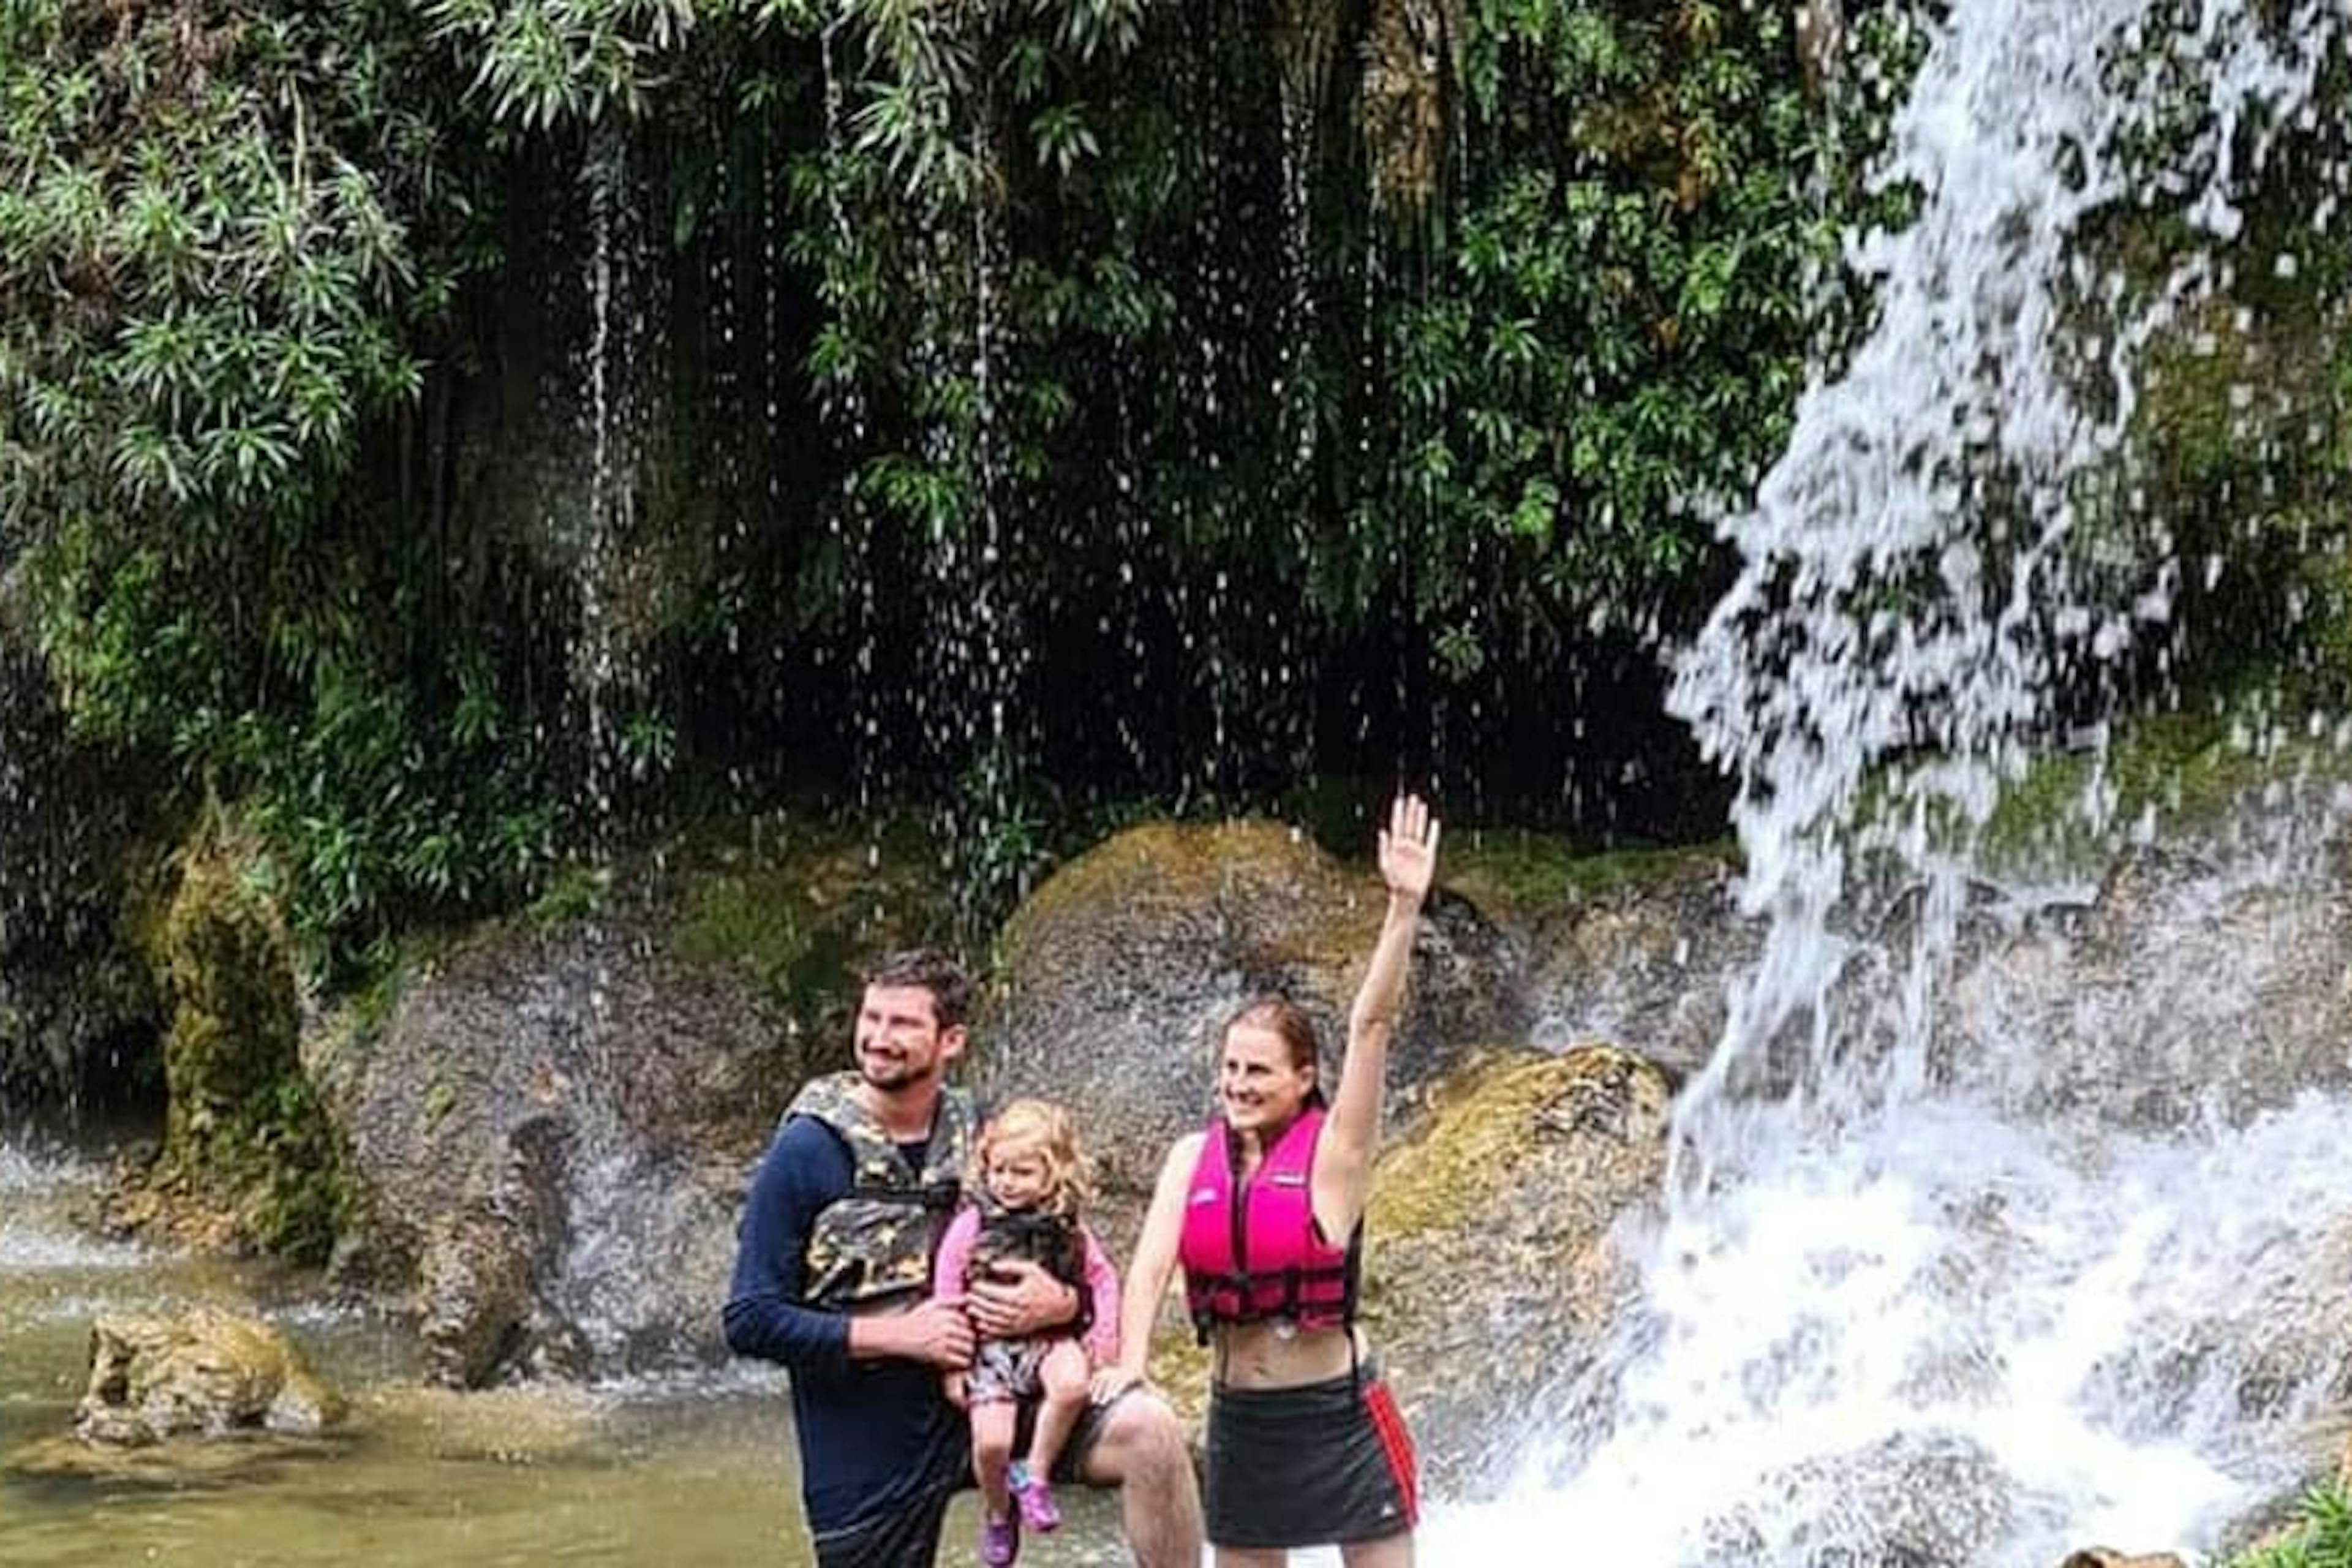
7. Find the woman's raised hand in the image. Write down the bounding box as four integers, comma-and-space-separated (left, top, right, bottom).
1378, 792, 1440, 907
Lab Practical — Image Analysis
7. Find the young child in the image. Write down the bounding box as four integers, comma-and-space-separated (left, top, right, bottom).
933, 1098, 1121, 1567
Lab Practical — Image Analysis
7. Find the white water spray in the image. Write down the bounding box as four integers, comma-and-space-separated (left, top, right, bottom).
1429, 2, 2348, 1564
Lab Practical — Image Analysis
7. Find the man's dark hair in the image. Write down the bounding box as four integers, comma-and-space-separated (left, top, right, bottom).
861, 948, 973, 1030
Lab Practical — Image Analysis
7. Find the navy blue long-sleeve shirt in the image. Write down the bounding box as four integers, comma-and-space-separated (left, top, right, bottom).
723, 1115, 966, 1537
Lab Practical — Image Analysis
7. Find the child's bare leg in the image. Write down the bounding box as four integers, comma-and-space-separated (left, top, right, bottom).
971, 1398, 1019, 1520
1023, 1338, 1093, 1477
1341, 1532, 1413, 1567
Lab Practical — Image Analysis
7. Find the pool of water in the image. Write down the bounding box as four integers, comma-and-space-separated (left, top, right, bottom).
0, 1140, 1137, 1567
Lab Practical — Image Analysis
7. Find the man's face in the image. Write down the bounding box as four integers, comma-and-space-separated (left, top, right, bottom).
854, 982, 964, 1092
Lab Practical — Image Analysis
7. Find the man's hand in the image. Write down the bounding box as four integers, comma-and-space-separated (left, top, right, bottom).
965, 1257, 1077, 1340
853, 1299, 975, 1368
1088, 1365, 1142, 1406
944, 1370, 970, 1409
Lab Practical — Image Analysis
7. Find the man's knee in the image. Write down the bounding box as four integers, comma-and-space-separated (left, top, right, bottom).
1080, 1388, 1191, 1485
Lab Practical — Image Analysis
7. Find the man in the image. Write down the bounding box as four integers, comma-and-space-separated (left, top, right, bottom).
725, 948, 1204, 1567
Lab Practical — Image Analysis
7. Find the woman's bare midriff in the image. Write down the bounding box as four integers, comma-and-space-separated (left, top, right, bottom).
1211, 1321, 1368, 1390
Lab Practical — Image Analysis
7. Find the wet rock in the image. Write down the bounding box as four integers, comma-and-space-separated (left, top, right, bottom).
1943, 838, 2352, 1128
1707, 1430, 2064, 1568
72, 1308, 344, 1446
1506, 848, 1751, 1084
1362, 1042, 1675, 1492
982, 820, 1525, 1199
314, 824, 939, 1384
2055, 1550, 2186, 1568
320, 910, 771, 1383
415, 1114, 572, 1387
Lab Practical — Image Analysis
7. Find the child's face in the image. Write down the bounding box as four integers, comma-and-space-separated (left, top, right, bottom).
985, 1145, 1053, 1209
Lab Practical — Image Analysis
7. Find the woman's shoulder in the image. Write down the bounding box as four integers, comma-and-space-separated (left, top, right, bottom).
1152, 1128, 1208, 1184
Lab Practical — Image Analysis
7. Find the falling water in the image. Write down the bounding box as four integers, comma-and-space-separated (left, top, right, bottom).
1427, 1, 2349, 1564
578, 128, 642, 843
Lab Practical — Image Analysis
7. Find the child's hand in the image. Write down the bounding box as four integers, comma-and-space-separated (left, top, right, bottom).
944, 1371, 968, 1409
1089, 1365, 1142, 1405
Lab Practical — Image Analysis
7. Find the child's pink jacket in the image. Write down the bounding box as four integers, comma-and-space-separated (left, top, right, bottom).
932, 1205, 1122, 1366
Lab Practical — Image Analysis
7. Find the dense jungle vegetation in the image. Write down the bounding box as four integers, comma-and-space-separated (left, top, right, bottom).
1, 0, 2348, 1027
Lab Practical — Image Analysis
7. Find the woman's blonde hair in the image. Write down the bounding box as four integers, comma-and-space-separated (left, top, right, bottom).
973, 1098, 1091, 1214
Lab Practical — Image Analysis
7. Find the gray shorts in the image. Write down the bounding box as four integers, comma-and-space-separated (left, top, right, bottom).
1204, 1364, 1419, 1549
966, 1333, 1057, 1404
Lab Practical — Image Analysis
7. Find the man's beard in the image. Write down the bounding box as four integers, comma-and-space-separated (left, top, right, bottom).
859, 1054, 935, 1093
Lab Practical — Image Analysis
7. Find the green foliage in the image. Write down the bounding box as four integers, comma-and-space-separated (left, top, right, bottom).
423, 0, 699, 128
2224, 1482, 2352, 1568
1, 0, 574, 965
21, 0, 2332, 967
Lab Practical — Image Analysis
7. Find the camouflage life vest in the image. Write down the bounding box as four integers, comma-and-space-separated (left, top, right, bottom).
787, 1072, 978, 1313
966, 1196, 1085, 1293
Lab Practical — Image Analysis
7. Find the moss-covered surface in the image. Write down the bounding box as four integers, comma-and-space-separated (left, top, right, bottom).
666, 810, 952, 1032
1442, 827, 1738, 916
996, 818, 1342, 964
1366, 1042, 1672, 1245
1971, 710, 2352, 880
123, 811, 351, 1262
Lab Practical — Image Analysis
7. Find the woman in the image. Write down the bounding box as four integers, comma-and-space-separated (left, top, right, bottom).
1093, 793, 1438, 1567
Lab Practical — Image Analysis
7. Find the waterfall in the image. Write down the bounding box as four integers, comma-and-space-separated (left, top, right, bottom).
1426, 1, 2351, 1562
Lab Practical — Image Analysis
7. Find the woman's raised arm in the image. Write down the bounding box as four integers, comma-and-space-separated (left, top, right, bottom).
1314, 793, 1438, 1240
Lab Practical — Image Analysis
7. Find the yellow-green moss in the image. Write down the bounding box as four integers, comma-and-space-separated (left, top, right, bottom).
1005, 820, 1305, 936
1442, 829, 1736, 915
1370, 1050, 1575, 1240
669, 813, 946, 1005
1976, 710, 2352, 879
145, 811, 350, 1263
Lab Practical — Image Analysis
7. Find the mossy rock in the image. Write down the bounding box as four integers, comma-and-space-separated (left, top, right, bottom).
1969, 711, 2352, 884
1362, 1041, 1674, 1494
312, 811, 952, 1382
982, 818, 1523, 1199
1499, 842, 1751, 1082
123, 815, 345, 1261
74, 1307, 345, 1446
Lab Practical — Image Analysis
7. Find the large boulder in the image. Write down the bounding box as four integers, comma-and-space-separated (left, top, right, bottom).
72, 1308, 344, 1446
1943, 840, 2352, 1127
314, 821, 944, 1385
1363, 1042, 1675, 1491
1450, 840, 1751, 1084
980, 820, 1525, 1199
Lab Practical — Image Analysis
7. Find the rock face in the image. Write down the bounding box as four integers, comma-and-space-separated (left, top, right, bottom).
979, 821, 1526, 1198
318, 907, 781, 1384
1943, 842, 2352, 1128
315, 827, 944, 1385
1509, 850, 1749, 1082
73, 1308, 344, 1446
1363, 1044, 1675, 1491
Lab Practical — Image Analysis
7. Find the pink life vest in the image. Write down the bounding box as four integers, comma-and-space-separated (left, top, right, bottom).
1178, 1106, 1359, 1339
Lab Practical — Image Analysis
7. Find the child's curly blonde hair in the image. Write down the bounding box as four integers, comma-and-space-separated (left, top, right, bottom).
973, 1098, 1092, 1215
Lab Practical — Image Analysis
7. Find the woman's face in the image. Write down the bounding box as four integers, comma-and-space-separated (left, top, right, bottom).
1218, 1020, 1314, 1133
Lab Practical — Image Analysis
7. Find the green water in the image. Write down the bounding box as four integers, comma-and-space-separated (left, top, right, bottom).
0, 1146, 1130, 1567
